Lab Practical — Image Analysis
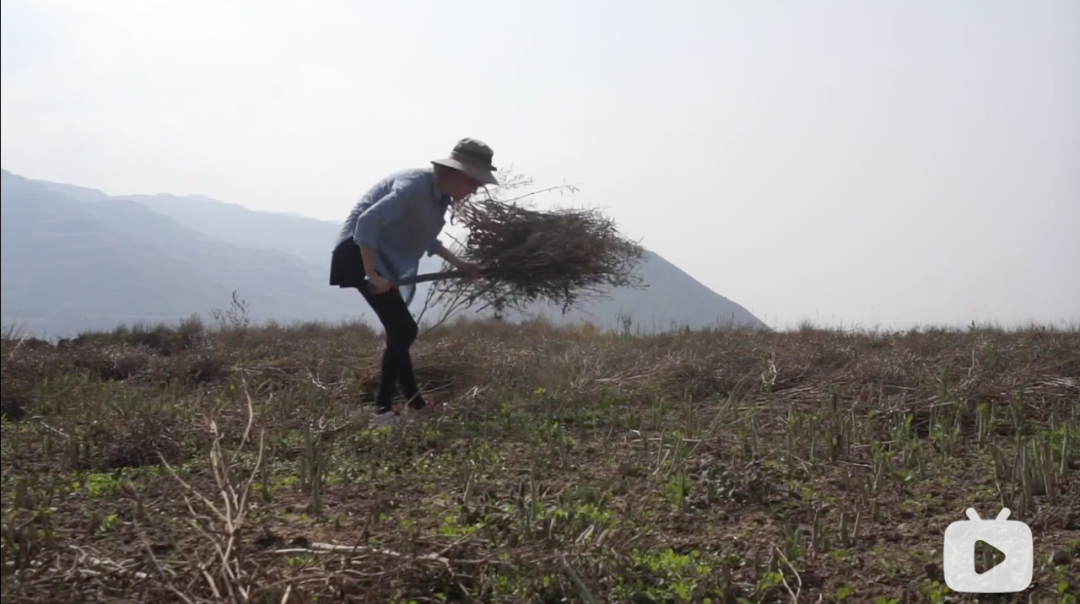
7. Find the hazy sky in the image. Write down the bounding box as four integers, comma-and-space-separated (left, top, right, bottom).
2, 0, 1078, 329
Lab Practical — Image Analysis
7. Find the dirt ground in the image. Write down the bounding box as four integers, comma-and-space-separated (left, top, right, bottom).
2, 318, 1077, 603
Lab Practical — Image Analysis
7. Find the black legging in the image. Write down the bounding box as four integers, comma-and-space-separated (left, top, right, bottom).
357, 284, 425, 413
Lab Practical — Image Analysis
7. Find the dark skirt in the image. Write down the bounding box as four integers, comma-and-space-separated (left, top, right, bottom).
329, 240, 367, 288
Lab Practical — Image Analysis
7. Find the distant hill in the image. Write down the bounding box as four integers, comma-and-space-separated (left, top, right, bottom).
2, 169, 767, 336
1, 170, 367, 335
120, 192, 341, 270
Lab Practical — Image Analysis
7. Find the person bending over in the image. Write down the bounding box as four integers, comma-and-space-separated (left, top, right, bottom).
330, 138, 497, 427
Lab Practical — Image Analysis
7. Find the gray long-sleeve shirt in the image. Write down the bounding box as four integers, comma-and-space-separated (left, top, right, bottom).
335, 166, 450, 305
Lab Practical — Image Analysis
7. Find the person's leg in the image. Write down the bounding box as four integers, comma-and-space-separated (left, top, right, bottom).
358, 286, 403, 414
357, 285, 426, 412
376, 291, 426, 409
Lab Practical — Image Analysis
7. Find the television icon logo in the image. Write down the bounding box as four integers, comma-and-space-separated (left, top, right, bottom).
943, 508, 1033, 593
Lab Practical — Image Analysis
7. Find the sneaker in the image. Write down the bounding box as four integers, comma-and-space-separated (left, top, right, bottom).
368, 410, 400, 428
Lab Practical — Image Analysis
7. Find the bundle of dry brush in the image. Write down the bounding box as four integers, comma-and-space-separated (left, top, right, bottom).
413, 174, 645, 318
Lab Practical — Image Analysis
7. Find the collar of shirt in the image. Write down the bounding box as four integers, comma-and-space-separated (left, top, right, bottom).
427, 167, 450, 209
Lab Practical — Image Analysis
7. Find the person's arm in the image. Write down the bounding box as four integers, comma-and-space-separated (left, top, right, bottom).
360, 245, 381, 279
430, 240, 471, 270
431, 241, 483, 280
353, 173, 426, 278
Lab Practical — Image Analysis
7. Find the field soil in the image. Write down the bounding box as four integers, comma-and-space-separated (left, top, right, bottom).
2, 319, 1078, 603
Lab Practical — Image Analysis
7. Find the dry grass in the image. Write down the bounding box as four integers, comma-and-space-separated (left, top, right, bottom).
1, 314, 1078, 603
427, 195, 644, 315
414, 173, 646, 327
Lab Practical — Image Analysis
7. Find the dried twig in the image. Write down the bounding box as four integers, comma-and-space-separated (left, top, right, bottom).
774, 545, 802, 603
418, 171, 644, 324
154, 384, 268, 602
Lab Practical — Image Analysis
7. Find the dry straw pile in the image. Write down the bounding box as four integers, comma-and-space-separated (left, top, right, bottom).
411, 173, 645, 318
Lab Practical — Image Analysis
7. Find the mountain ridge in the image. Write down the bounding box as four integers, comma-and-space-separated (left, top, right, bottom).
2, 169, 768, 336
2, 171, 367, 336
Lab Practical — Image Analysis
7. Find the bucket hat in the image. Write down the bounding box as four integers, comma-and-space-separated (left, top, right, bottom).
431, 138, 499, 185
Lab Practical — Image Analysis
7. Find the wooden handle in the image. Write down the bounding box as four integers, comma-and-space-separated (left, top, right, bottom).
394, 270, 469, 286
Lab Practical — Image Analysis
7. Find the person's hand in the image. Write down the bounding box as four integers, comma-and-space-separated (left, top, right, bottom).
367, 274, 393, 294
457, 261, 483, 280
